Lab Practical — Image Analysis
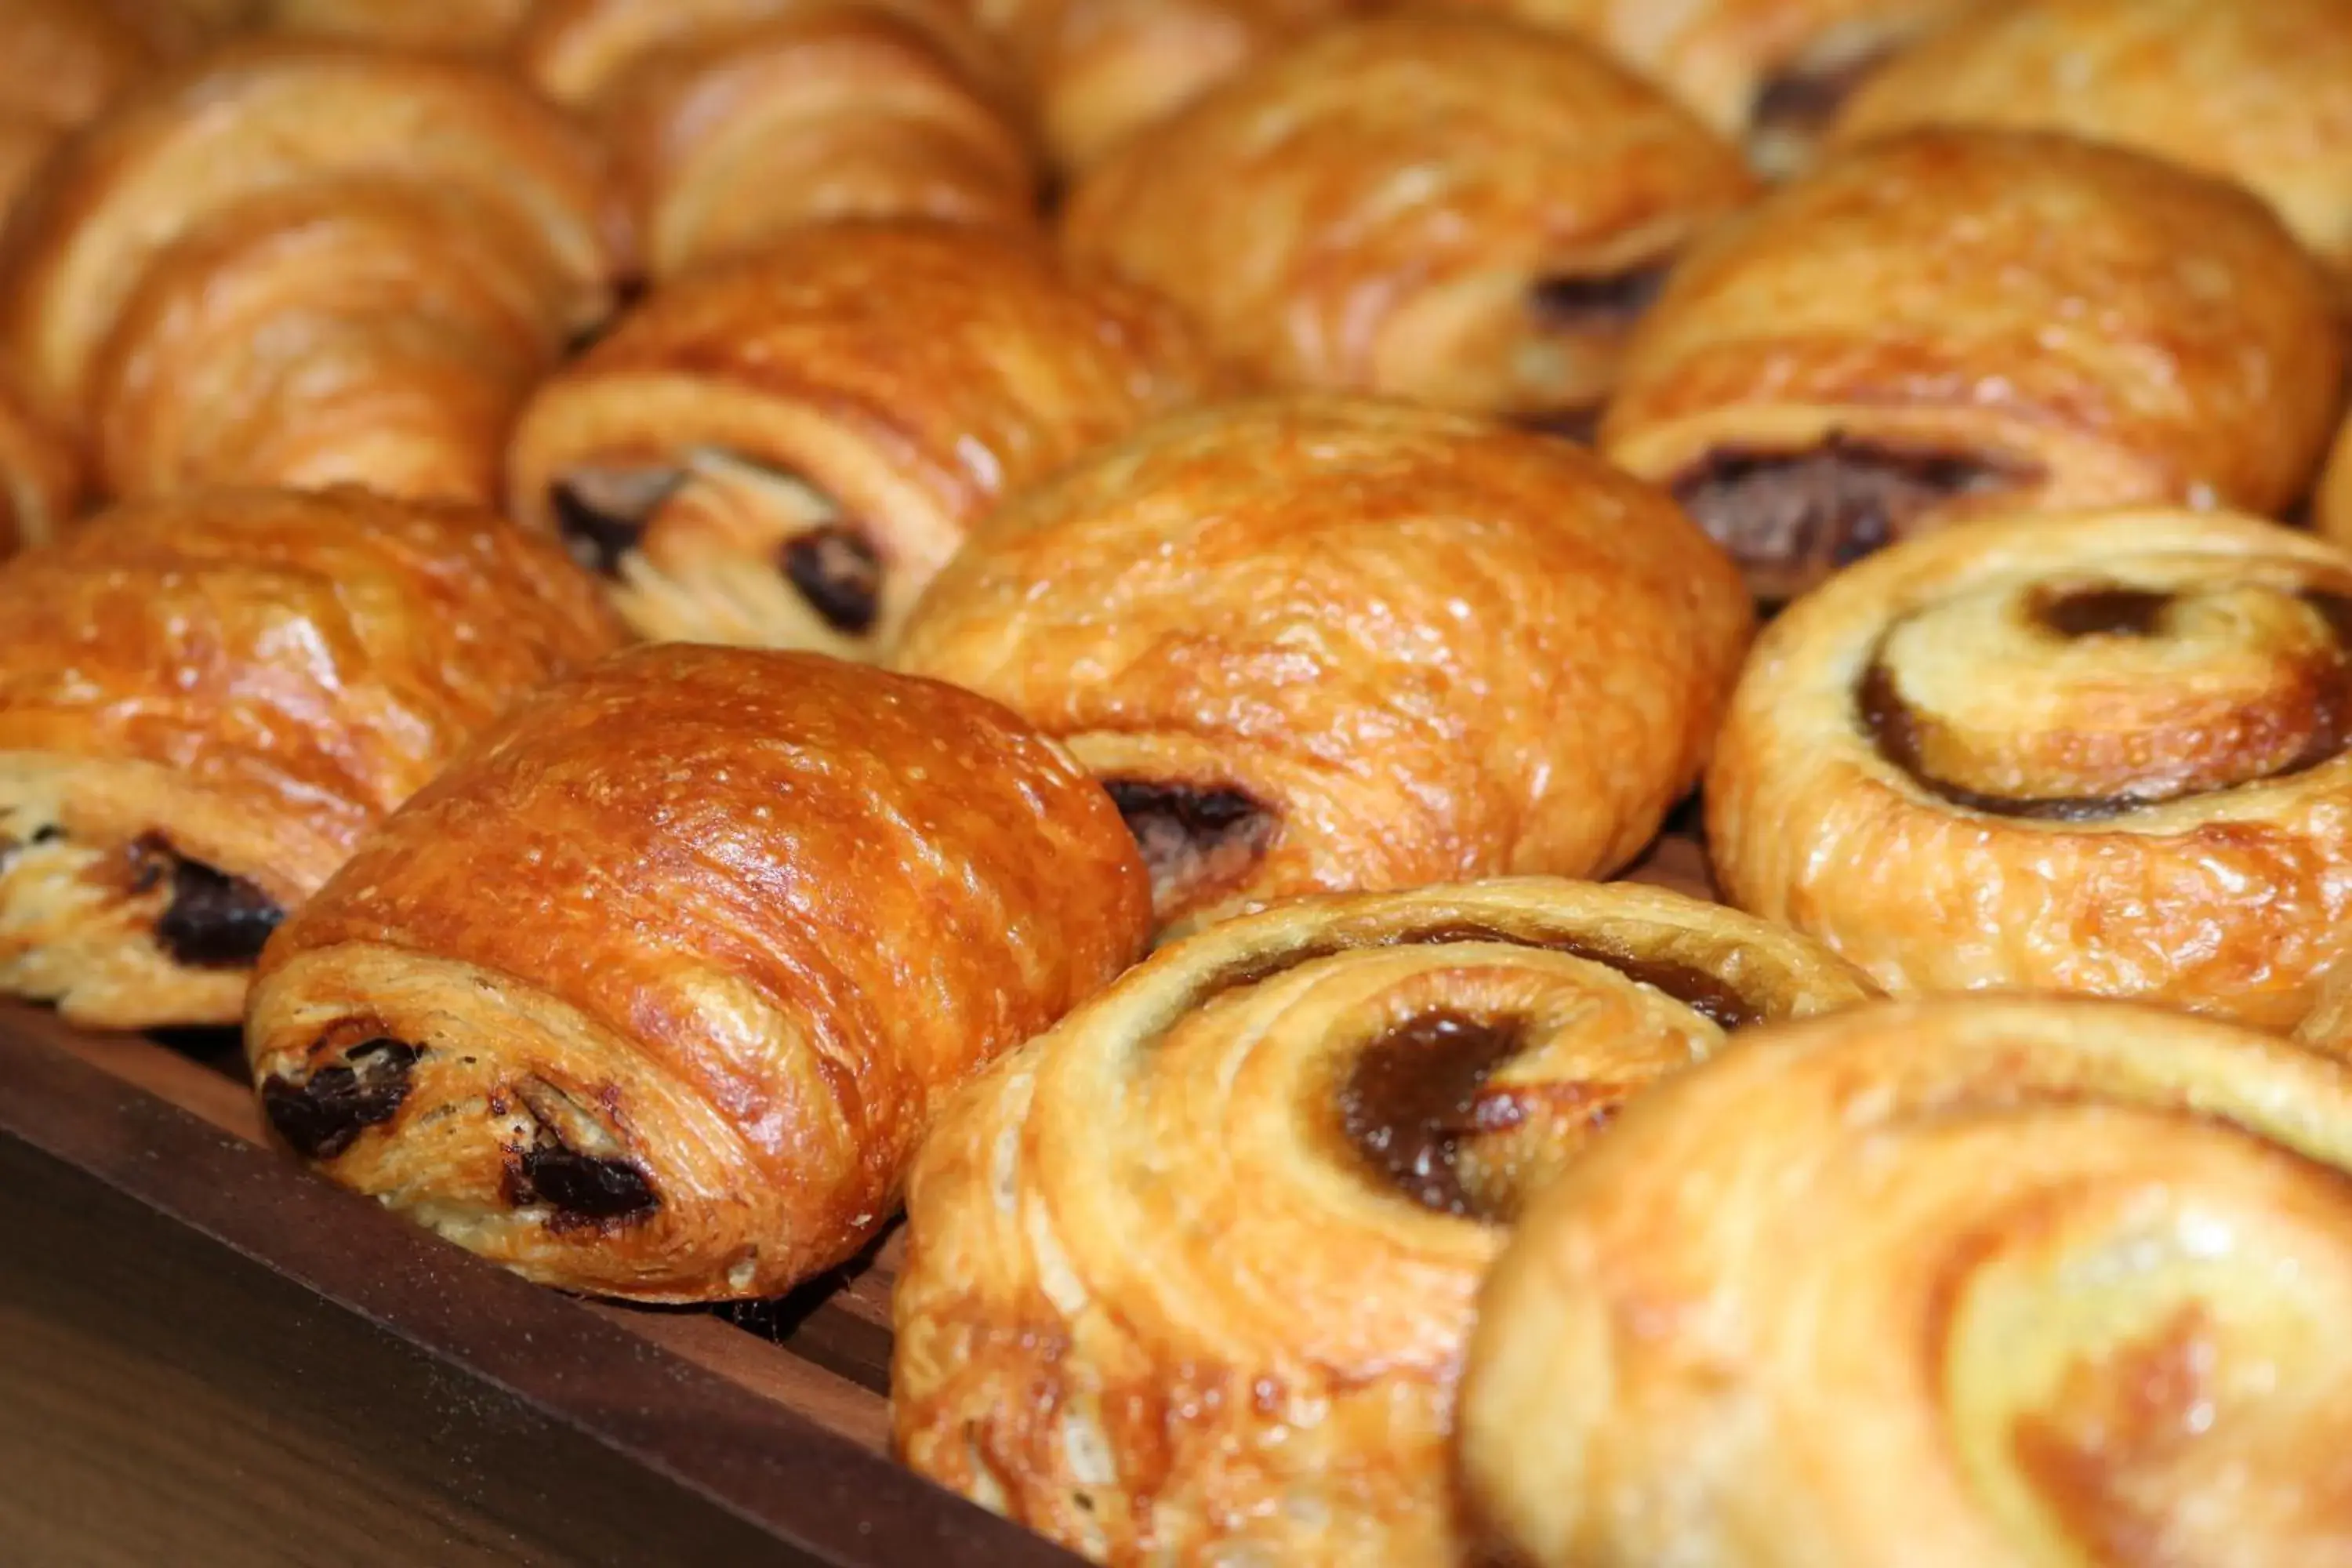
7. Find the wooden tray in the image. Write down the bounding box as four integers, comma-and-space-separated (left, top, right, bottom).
0, 831, 1712, 1568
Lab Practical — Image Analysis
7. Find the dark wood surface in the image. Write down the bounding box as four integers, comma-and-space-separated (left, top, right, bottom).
0, 828, 1717, 1568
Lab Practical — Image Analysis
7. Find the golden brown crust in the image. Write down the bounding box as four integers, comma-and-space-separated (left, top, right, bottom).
966, 0, 1358, 172
893, 395, 1755, 935
0, 38, 622, 447
505, 219, 1214, 653
0, 372, 81, 558
892, 878, 1878, 1565
1602, 129, 2345, 601
245, 644, 1152, 1302
1464, 996, 2352, 1567
258, 0, 537, 53
1439, 0, 1980, 171
0, 486, 620, 1029
1835, 0, 2352, 275
1062, 15, 1757, 423
1708, 507, 2352, 1030
587, 9, 1037, 278
0, 0, 191, 229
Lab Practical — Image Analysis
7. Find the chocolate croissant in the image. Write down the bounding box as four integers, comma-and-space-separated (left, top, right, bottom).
0, 486, 619, 1031
971, 0, 1356, 173
0, 38, 622, 508
893, 396, 1754, 935
1061, 14, 1757, 429
893, 879, 1878, 1565
1834, 0, 2352, 276
1446, 0, 1980, 175
506, 219, 1213, 652
1600, 129, 2344, 602
1464, 995, 2352, 1567
517, 0, 1036, 279
245, 644, 1152, 1302
0, 372, 80, 558
1708, 507, 2352, 1030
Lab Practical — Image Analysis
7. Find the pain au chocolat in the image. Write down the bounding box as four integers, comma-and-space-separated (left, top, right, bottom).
517, 0, 1036, 281
1600, 128, 2344, 603
893, 396, 1753, 935
1061, 14, 1756, 431
1465, 996, 2352, 1568
505, 219, 1214, 654
1443, 0, 1981, 175
1708, 508, 2352, 1030
0, 487, 619, 1031
892, 879, 1876, 1566
0, 38, 622, 509
245, 644, 1152, 1302
1834, 0, 2352, 277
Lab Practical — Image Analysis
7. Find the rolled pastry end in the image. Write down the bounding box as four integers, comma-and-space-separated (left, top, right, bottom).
1099, 776, 1279, 930
248, 941, 839, 1302
1, 760, 294, 1029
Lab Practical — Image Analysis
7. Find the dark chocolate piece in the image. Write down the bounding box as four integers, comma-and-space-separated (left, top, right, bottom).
1102, 780, 1276, 913
779, 525, 884, 635
550, 466, 682, 575
155, 856, 284, 968
1338, 1011, 1526, 1221
514, 1145, 659, 1227
1510, 407, 1602, 445
2035, 586, 2172, 640
261, 1038, 422, 1161
1528, 266, 1671, 332
1749, 48, 1891, 145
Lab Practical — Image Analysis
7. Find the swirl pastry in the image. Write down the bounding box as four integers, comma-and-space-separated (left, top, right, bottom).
506, 220, 1212, 653
892, 878, 1878, 1566
1708, 507, 2352, 1030
1446, 0, 1979, 174
0, 486, 619, 1031
257, 0, 537, 53
968, 0, 1356, 173
1832, 0, 2352, 277
1061, 15, 1757, 429
1600, 129, 2344, 603
893, 396, 1753, 935
1464, 996, 2352, 1567
245, 644, 1151, 1302
0, 39, 621, 507
517, 0, 1036, 280
0, 373, 79, 559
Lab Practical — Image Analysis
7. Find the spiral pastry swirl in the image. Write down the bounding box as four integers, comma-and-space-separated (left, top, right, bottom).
891, 878, 1876, 1566
1708, 509, 2352, 1029
1463, 996, 2352, 1567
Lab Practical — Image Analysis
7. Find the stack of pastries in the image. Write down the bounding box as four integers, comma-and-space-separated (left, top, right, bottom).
4, 0, 2352, 1563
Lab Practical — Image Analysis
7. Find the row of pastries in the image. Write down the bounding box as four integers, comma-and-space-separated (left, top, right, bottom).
8, 1, 2352, 1564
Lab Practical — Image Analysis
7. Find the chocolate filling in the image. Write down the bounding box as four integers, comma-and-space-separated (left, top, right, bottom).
511, 1142, 659, 1227
1103, 780, 1276, 916
1859, 588, 2352, 818
779, 524, 884, 635
1528, 266, 1671, 334
1202, 921, 1762, 1028
1674, 435, 2012, 596
154, 855, 285, 968
549, 467, 683, 575
1510, 407, 1602, 445
1338, 1011, 1526, 1221
260, 1038, 421, 1160
1749, 47, 1892, 148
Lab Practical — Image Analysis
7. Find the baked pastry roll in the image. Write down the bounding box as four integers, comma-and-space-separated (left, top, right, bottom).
258, 0, 537, 53
893, 396, 1753, 935
0, 0, 187, 227
1601, 129, 2344, 602
968, 0, 1355, 173
0, 39, 621, 506
1708, 507, 2352, 1030
1833, 0, 2352, 277
0, 372, 80, 559
1449, 0, 1977, 174
0, 486, 620, 1031
1465, 996, 2352, 1567
893, 879, 1878, 1566
518, 0, 1036, 279
506, 220, 1213, 653
1061, 14, 1757, 428
245, 644, 1152, 1302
